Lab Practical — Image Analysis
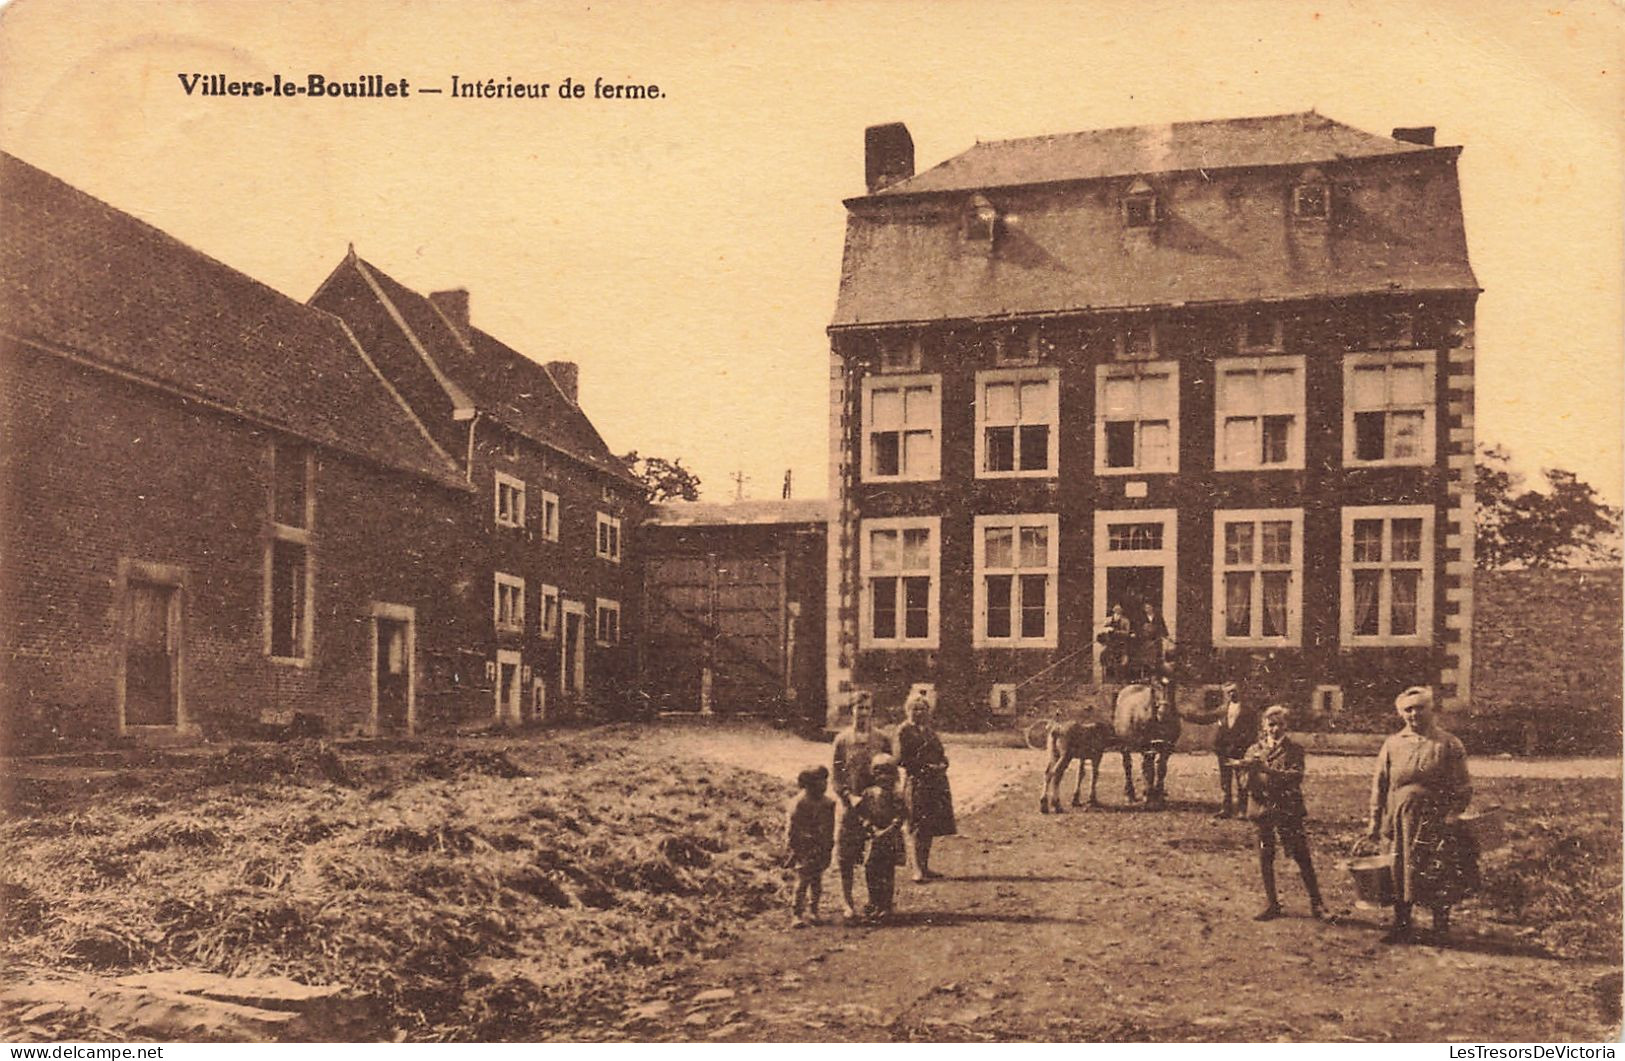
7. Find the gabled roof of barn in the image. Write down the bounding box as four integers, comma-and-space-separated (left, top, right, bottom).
0, 152, 465, 488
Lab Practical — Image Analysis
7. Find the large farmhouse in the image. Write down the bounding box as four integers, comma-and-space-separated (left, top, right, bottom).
825, 113, 1479, 726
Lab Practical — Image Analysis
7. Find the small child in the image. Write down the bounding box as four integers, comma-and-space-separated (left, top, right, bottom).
1231, 704, 1329, 922
784, 765, 835, 928
856, 754, 907, 923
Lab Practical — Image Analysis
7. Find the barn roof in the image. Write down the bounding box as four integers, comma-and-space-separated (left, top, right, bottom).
647, 499, 834, 527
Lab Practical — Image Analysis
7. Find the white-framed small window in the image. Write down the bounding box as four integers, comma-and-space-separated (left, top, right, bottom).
1096, 362, 1178, 474
499, 431, 521, 461
1237, 312, 1284, 354
963, 195, 997, 242
976, 367, 1058, 478
494, 572, 525, 634
494, 471, 526, 529
539, 491, 560, 542
1122, 179, 1159, 228
595, 598, 621, 645
1215, 355, 1305, 470
596, 513, 622, 562
1344, 350, 1436, 467
539, 584, 560, 639
973, 513, 1059, 648
862, 375, 940, 482
1213, 509, 1304, 647
860, 516, 939, 649
1293, 182, 1330, 220
1340, 505, 1435, 647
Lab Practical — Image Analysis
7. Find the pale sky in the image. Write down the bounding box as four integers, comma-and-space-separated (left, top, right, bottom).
1, 0, 1620, 503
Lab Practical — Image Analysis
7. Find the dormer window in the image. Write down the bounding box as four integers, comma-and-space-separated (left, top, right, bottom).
1122, 179, 1159, 228
964, 194, 998, 241
1293, 168, 1330, 221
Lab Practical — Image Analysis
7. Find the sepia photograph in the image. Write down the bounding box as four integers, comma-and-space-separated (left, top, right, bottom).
0, 0, 1620, 1046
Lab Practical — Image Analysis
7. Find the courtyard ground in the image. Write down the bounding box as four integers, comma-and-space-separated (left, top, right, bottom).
2, 722, 1619, 1042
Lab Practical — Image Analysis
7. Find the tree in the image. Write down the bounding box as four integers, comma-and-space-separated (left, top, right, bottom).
620, 451, 702, 503
1475, 443, 1621, 569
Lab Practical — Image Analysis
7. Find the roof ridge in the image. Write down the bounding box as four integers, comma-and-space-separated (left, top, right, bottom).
351, 256, 476, 413
967, 111, 1324, 151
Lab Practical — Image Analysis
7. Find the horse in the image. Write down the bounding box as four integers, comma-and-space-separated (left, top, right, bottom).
1113, 681, 1181, 808
1038, 719, 1112, 813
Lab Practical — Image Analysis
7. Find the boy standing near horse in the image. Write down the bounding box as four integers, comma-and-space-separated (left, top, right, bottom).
1232, 704, 1329, 922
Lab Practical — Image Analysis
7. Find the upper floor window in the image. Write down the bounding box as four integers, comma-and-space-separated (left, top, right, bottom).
1341, 505, 1434, 647
1237, 312, 1284, 353
964, 194, 997, 242
878, 335, 923, 373
974, 514, 1058, 648
540, 490, 560, 542
1096, 362, 1178, 474
861, 517, 939, 649
1115, 321, 1158, 361
494, 471, 526, 529
1369, 309, 1415, 349
1213, 509, 1303, 647
1344, 351, 1435, 466
494, 573, 525, 634
1215, 356, 1305, 470
596, 513, 623, 562
595, 598, 621, 645
267, 441, 312, 664
539, 584, 560, 639
862, 375, 940, 481
976, 367, 1058, 477
499, 431, 521, 461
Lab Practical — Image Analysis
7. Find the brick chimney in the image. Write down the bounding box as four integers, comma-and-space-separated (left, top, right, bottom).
865, 123, 915, 193
1392, 126, 1436, 146
429, 288, 471, 340
545, 361, 579, 405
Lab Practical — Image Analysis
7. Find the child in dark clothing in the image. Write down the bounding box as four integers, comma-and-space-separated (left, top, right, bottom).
785, 765, 835, 927
857, 755, 906, 923
1232, 705, 1329, 923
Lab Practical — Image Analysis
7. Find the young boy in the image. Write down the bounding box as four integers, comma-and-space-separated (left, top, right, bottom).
784, 765, 836, 927
856, 754, 907, 923
1231, 705, 1329, 922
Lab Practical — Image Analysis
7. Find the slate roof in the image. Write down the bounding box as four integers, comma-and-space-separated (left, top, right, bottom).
0, 152, 464, 487
873, 112, 1436, 196
833, 113, 1478, 328
330, 256, 638, 486
647, 499, 834, 527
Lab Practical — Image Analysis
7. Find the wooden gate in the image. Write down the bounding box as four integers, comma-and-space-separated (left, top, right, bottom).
642, 552, 795, 715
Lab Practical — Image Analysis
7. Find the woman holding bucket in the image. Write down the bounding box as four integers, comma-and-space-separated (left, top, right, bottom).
1367, 685, 1474, 944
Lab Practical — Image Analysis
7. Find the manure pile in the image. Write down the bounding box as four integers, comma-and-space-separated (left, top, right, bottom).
1, 737, 787, 1040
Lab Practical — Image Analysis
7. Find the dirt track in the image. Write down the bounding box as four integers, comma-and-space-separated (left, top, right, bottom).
585, 731, 1623, 1042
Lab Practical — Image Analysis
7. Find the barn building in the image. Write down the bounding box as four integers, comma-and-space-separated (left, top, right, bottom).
826, 113, 1478, 728
0, 153, 484, 749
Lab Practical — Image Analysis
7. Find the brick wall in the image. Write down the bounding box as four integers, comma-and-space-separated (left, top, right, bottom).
0, 343, 487, 752
1468, 567, 1623, 753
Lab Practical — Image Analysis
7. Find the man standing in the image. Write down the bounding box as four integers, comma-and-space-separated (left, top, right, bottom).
831, 691, 893, 920
1212, 681, 1257, 819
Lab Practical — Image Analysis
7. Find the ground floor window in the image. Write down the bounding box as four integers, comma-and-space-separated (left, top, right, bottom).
268, 538, 309, 660
861, 517, 939, 649
1212, 508, 1303, 647
973, 513, 1058, 648
1341, 504, 1435, 647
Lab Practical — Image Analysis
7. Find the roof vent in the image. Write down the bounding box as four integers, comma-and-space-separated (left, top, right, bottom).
1391, 126, 1435, 147
865, 123, 915, 193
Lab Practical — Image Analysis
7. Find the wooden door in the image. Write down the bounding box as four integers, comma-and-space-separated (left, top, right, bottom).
375, 617, 410, 734
125, 581, 177, 726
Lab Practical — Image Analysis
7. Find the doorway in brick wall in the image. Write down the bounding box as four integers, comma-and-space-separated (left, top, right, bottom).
123, 580, 178, 727
495, 648, 522, 725
561, 601, 587, 698
371, 603, 415, 736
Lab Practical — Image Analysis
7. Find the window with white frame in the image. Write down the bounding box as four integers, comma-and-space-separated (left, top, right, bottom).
861, 517, 939, 648
977, 368, 1058, 477
974, 514, 1058, 648
1213, 509, 1303, 646
494, 471, 526, 529
596, 512, 622, 562
1293, 182, 1330, 220
539, 584, 559, 639
267, 441, 313, 663
1344, 351, 1435, 466
862, 376, 940, 481
1115, 321, 1157, 361
1096, 362, 1178, 473
1341, 505, 1434, 646
1215, 356, 1305, 470
595, 598, 621, 645
539, 491, 560, 542
494, 573, 525, 634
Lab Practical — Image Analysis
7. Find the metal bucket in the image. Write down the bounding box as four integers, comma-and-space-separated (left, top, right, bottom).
1459, 806, 1507, 853
1344, 852, 1396, 907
